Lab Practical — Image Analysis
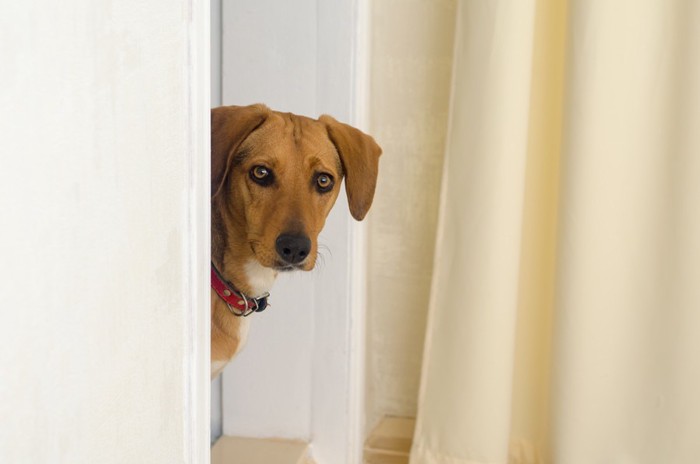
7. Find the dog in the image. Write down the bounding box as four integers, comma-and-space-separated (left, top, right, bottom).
210, 104, 382, 378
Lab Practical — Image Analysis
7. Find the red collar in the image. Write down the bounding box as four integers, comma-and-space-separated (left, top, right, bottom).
211, 263, 269, 317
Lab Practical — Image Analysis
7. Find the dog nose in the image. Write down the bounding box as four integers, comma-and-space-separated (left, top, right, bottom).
275, 234, 311, 264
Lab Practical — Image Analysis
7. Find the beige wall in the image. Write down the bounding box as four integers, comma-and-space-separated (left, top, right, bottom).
366, 0, 456, 430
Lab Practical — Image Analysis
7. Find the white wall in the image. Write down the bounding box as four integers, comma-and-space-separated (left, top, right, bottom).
365, 0, 456, 430
218, 1, 368, 463
0, 1, 210, 463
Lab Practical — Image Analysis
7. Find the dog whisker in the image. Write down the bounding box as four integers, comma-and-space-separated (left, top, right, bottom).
313, 244, 331, 273
318, 243, 332, 258
313, 254, 325, 273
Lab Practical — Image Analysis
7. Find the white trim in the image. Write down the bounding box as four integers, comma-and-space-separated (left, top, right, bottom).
347, 1, 371, 462
209, 0, 224, 447
311, 2, 368, 463
347, 223, 368, 464
184, 0, 210, 462
351, 0, 371, 132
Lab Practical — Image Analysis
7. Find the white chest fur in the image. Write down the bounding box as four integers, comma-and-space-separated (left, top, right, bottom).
244, 259, 276, 297
211, 260, 275, 378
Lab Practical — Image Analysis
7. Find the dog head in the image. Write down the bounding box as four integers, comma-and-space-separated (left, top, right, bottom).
211, 104, 381, 276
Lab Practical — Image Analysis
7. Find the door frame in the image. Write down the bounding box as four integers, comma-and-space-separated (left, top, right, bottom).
185, 0, 211, 461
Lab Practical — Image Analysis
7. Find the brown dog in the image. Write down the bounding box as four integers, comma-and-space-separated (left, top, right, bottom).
211, 104, 382, 378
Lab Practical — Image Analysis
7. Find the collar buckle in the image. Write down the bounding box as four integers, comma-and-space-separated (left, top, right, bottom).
233, 292, 270, 317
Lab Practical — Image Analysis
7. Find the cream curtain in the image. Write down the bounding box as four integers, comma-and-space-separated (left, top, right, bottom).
410, 1, 700, 463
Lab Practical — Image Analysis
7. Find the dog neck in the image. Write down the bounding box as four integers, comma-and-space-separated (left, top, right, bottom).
212, 197, 277, 299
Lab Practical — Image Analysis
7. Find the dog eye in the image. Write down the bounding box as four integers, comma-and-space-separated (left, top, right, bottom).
250, 165, 274, 186
316, 173, 334, 192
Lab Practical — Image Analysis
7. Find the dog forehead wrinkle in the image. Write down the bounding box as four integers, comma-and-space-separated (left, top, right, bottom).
292, 114, 303, 145
301, 136, 342, 175
246, 154, 280, 170
240, 140, 282, 168
304, 153, 340, 176
312, 150, 343, 176
233, 148, 250, 166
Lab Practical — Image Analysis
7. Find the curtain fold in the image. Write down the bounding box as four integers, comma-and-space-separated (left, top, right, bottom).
411, 1, 700, 463
411, 1, 538, 462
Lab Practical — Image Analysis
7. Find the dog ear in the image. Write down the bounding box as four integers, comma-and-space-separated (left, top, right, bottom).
211, 104, 269, 199
320, 115, 382, 221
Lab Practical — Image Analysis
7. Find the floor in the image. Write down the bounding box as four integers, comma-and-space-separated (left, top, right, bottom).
211, 436, 313, 464
363, 417, 415, 464
211, 416, 414, 464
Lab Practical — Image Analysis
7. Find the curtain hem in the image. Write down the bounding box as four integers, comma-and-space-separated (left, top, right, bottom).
410, 439, 542, 464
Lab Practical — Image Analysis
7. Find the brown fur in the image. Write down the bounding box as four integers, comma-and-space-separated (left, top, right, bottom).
211, 104, 381, 370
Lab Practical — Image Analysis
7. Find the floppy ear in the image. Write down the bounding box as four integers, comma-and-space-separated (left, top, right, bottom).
320, 115, 382, 221
211, 104, 269, 198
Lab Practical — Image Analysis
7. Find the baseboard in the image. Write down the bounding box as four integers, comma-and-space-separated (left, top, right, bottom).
363, 416, 415, 464
212, 436, 312, 464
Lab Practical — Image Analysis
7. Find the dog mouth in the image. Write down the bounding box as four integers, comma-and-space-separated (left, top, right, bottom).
273, 261, 303, 272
